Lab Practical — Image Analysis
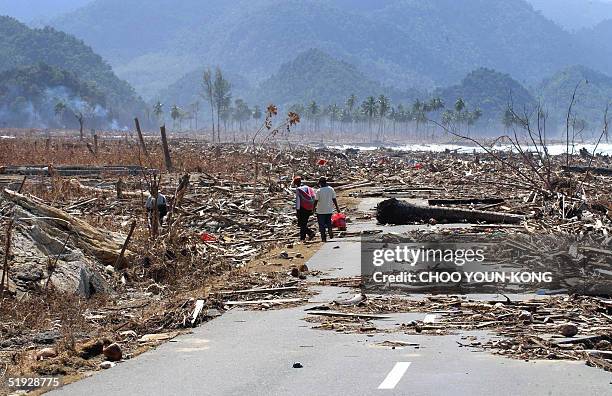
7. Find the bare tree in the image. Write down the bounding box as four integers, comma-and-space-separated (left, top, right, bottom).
202, 69, 215, 141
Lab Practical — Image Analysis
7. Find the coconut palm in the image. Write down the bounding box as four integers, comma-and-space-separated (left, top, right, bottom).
377, 95, 390, 140
153, 101, 164, 125
54, 101, 66, 127
361, 96, 377, 141
455, 98, 466, 112
307, 101, 320, 131
252, 105, 262, 124
170, 104, 182, 130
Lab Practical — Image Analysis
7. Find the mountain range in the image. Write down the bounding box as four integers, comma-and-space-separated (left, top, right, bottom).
1, 0, 611, 132
527, 0, 612, 31
48, 0, 612, 100
0, 15, 146, 128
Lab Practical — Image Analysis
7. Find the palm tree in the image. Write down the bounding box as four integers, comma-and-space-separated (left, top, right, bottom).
377, 95, 390, 140
455, 98, 466, 113
428, 97, 444, 112
412, 99, 427, 138
307, 101, 320, 131
213, 67, 231, 142
361, 96, 377, 141
326, 103, 340, 134
233, 99, 251, 132
346, 94, 357, 132
190, 101, 200, 130
202, 68, 215, 140
252, 105, 262, 125
54, 101, 66, 127
388, 107, 397, 137
170, 104, 182, 130
153, 101, 164, 125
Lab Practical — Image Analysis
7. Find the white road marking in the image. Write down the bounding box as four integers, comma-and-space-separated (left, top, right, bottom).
423, 314, 437, 323
377, 362, 411, 390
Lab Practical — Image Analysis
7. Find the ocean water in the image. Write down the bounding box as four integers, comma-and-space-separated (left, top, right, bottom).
328, 143, 612, 156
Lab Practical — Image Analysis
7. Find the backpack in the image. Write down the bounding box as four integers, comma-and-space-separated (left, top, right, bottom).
297, 186, 315, 211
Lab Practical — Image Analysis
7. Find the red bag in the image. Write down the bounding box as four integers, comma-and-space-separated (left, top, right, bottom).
332, 213, 347, 230
200, 232, 217, 242
297, 186, 316, 211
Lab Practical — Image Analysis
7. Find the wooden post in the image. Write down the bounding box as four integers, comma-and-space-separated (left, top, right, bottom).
135, 118, 149, 157
116, 177, 125, 199
113, 220, 136, 268
17, 176, 26, 193
160, 125, 173, 171
93, 134, 98, 155
0, 217, 14, 295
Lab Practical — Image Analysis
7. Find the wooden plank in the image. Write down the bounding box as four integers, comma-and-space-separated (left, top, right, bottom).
224, 298, 304, 305
585, 350, 612, 359
190, 299, 205, 325
553, 335, 603, 345
306, 311, 390, 319
219, 286, 299, 295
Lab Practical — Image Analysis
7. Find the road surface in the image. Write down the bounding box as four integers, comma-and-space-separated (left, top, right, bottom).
52, 219, 612, 395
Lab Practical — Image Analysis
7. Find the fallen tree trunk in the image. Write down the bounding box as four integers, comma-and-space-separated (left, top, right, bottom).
2, 189, 132, 265
69, 179, 145, 198
0, 165, 151, 177
562, 165, 612, 176
377, 198, 524, 225
427, 198, 505, 206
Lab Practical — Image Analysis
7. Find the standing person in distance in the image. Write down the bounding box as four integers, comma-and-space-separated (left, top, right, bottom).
314, 176, 340, 242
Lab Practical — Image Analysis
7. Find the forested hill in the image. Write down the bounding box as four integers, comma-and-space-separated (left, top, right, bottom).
257, 49, 421, 107
50, 0, 600, 99
536, 65, 612, 130
435, 68, 536, 125
0, 15, 146, 127
0, 63, 109, 129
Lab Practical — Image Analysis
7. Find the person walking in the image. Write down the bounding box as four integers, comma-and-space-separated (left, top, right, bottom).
292, 176, 316, 241
314, 176, 340, 242
146, 190, 168, 225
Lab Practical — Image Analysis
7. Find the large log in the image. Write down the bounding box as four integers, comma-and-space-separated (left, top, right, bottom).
0, 165, 149, 176
562, 165, 612, 176
427, 198, 504, 206
2, 189, 132, 265
68, 179, 145, 198
376, 198, 525, 225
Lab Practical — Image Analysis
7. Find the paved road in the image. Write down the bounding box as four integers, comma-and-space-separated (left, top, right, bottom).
53, 233, 612, 396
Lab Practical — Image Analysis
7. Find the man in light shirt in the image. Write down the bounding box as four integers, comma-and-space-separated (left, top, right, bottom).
314, 176, 340, 242
146, 190, 167, 225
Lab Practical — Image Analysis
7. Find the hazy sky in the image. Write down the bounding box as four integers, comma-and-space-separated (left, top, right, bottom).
0, 0, 93, 22
1, 0, 612, 25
